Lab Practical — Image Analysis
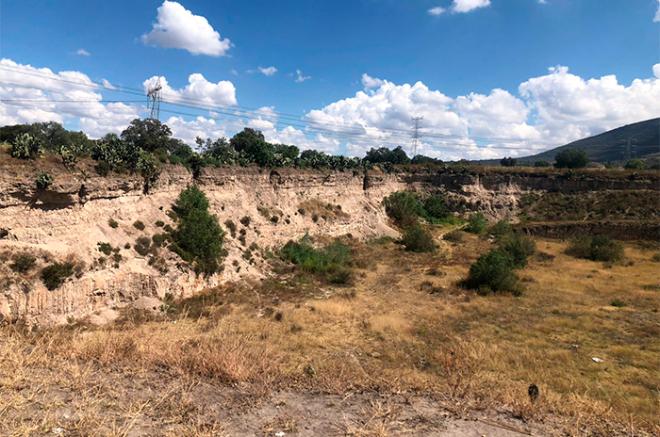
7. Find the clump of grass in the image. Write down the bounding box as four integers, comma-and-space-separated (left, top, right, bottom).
240, 216, 251, 227
400, 223, 435, 253
567, 236, 624, 263
650, 253, 660, 262
464, 213, 487, 234
280, 236, 353, 284
10, 253, 36, 274
41, 262, 74, 290
108, 218, 119, 229
443, 230, 464, 243
610, 299, 626, 308
133, 220, 146, 231
155, 220, 165, 228
488, 220, 512, 239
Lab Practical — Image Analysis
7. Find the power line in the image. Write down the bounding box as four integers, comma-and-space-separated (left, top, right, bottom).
0, 64, 540, 144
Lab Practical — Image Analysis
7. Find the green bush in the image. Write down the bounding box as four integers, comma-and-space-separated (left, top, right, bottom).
566, 235, 624, 262
133, 220, 145, 231
401, 223, 435, 252
240, 216, 251, 227
463, 250, 520, 295
41, 262, 74, 290
152, 233, 168, 247
465, 213, 487, 234
489, 220, 512, 239
155, 220, 165, 227
97, 242, 113, 256
10, 253, 36, 274
382, 191, 425, 227
555, 148, 588, 169
169, 186, 225, 275
422, 195, 450, 221
108, 218, 119, 229
35, 172, 53, 190
224, 220, 237, 238
499, 233, 536, 268
280, 237, 352, 283
624, 159, 646, 170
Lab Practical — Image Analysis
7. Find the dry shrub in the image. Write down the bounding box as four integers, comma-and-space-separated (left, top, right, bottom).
433, 340, 485, 401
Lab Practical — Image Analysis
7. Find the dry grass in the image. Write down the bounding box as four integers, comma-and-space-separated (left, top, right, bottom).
1, 234, 658, 435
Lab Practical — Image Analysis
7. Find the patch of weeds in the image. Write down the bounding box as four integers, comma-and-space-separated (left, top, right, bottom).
41, 262, 74, 290
134, 236, 152, 256
280, 236, 353, 285
400, 223, 435, 253
240, 216, 251, 227
443, 230, 464, 243
651, 253, 660, 262
124, 243, 131, 250
270, 215, 279, 224
152, 233, 168, 248
489, 220, 512, 240
10, 253, 36, 274
154, 220, 165, 227
567, 236, 624, 263
133, 220, 146, 231
108, 218, 119, 229
97, 242, 113, 256
464, 213, 487, 234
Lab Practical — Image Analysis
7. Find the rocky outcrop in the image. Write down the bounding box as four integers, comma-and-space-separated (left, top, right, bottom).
1, 159, 658, 324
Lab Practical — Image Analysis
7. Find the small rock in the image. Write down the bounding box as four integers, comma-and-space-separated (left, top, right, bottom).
592, 357, 604, 363
275, 432, 285, 437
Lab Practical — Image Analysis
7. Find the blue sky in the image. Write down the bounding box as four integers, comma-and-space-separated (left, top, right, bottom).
1, 0, 659, 159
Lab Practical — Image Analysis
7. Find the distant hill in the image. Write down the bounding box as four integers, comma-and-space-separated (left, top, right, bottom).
519, 118, 660, 164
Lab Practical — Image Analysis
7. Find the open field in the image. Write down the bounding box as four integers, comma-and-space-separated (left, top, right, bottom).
1, 230, 658, 436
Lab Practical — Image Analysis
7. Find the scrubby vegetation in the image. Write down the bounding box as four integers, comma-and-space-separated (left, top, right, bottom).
40, 262, 74, 290
464, 212, 487, 234
9, 253, 36, 274
400, 223, 435, 252
382, 191, 455, 227
554, 148, 588, 169
169, 186, 225, 275
280, 236, 353, 284
133, 220, 146, 231
566, 235, 624, 262
35, 172, 53, 190
463, 249, 521, 295
108, 218, 119, 229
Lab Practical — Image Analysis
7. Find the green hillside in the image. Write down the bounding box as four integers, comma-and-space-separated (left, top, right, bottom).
520, 118, 659, 164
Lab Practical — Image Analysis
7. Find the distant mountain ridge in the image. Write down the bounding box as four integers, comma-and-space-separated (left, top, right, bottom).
518, 118, 660, 164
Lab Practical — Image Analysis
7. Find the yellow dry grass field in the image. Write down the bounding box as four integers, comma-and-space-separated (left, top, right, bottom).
0, 231, 658, 436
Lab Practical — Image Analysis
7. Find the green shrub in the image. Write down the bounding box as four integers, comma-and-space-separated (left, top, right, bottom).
465, 213, 487, 234
97, 242, 113, 256
382, 191, 425, 227
567, 236, 624, 262
155, 220, 165, 227
152, 233, 168, 247
240, 216, 251, 226
624, 159, 645, 170
35, 172, 53, 190
11, 133, 41, 160
10, 253, 36, 274
499, 233, 536, 268
133, 220, 145, 231
489, 220, 512, 239
463, 249, 520, 295
422, 195, 450, 221
401, 223, 435, 253
169, 186, 225, 275
610, 299, 626, 308
108, 218, 119, 228
41, 262, 74, 290
555, 148, 588, 169
134, 236, 152, 256
280, 237, 352, 283
534, 160, 551, 168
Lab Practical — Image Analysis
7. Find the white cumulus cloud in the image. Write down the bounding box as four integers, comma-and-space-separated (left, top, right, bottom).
141, 1, 231, 56
655, 0, 660, 22
75, 48, 91, 56
295, 69, 311, 83
452, 0, 491, 13
0, 58, 139, 137
143, 73, 237, 107
361, 73, 385, 89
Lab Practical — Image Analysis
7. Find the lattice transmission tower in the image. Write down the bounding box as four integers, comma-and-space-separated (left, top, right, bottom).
146, 78, 163, 120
